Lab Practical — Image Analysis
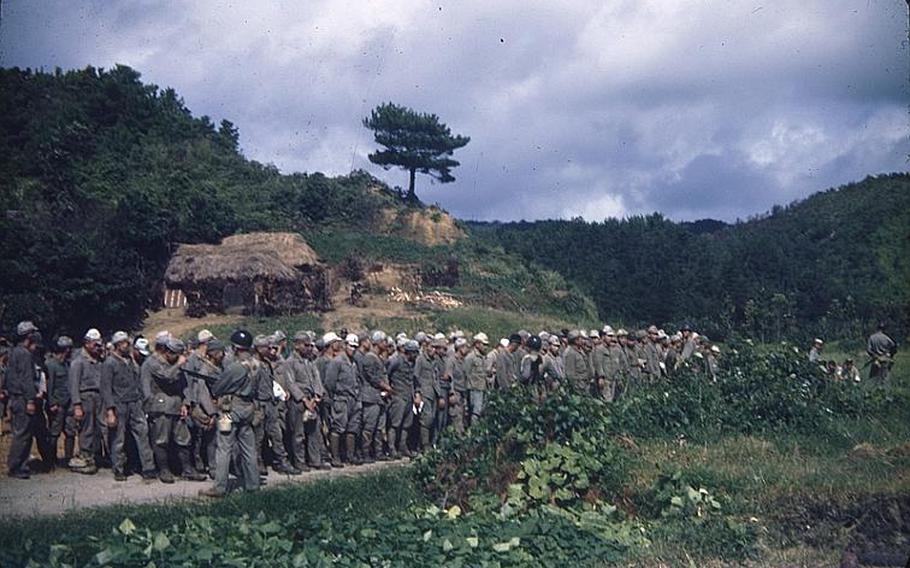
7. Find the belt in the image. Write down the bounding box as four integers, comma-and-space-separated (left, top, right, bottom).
80, 389, 100, 394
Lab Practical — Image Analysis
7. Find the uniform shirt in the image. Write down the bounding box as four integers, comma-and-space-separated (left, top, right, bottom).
5, 345, 36, 399
447, 353, 467, 392
253, 357, 277, 402
643, 342, 662, 377
387, 353, 415, 399
591, 344, 609, 378
414, 351, 438, 398
463, 348, 489, 391
494, 349, 515, 389
281, 352, 324, 400
101, 351, 143, 409
520, 352, 543, 383
867, 331, 896, 358
324, 352, 358, 398
541, 351, 565, 381
46, 356, 71, 406
140, 353, 189, 415
211, 353, 256, 400
604, 344, 624, 380
563, 345, 590, 390
69, 348, 102, 404
190, 356, 221, 415
359, 351, 386, 404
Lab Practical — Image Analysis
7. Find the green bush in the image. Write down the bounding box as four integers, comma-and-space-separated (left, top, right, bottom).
615, 342, 872, 438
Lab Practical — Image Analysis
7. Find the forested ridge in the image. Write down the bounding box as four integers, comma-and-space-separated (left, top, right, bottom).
1, 65, 907, 342
470, 173, 910, 342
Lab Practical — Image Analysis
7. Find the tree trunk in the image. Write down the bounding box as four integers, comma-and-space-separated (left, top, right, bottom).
407, 168, 417, 202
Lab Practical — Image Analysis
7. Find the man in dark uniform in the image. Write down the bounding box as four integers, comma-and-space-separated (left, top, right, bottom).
324, 334, 361, 466
387, 340, 418, 458
46, 336, 76, 467
199, 330, 260, 497
101, 331, 156, 481
69, 329, 104, 474
5, 322, 43, 479
141, 337, 205, 483
358, 331, 392, 462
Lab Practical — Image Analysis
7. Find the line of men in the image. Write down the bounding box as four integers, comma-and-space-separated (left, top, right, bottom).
1, 319, 719, 488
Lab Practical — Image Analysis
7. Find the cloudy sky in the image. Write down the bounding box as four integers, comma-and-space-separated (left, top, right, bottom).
1, 1, 907, 221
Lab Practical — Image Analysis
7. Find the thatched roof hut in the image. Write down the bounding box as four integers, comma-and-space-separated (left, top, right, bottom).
163, 232, 330, 316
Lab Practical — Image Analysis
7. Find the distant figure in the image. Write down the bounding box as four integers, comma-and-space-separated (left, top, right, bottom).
841, 359, 860, 383
866, 323, 896, 383
808, 339, 824, 363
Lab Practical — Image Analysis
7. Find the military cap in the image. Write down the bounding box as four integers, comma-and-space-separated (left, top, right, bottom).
293, 331, 312, 343
134, 338, 151, 356
322, 332, 341, 344
111, 331, 130, 345
518, 330, 530, 340
273, 330, 287, 342
84, 328, 102, 341
433, 332, 446, 342
165, 338, 186, 353
432, 338, 447, 348
155, 330, 171, 346
548, 335, 561, 346
404, 340, 420, 353
647, 325, 659, 334
197, 329, 214, 343
344, 333, 359, 347
207, 339, 226, 352
414, 332, 429, 344
253, 335, 271, 348
589, 329, 601, 339
396, 337, 409, 349
56, 335, 74, 349
567, 330, 581, 341
371, 330, 387, 343
314, 338, 325, 350
473, 332, 490, 345
454, 337, 468, 348
16, 321, 38, 337
508, 333, 522, 344
616, 329, 628, 337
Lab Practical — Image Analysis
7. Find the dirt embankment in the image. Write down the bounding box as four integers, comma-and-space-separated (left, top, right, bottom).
375, 206, 464, 246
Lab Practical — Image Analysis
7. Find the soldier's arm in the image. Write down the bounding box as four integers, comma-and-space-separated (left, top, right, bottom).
68, 357, 83, 406
140, 365, 153, 403
100, 360, 115, 411
279, 364, 305, 402
323, 360, 339, 394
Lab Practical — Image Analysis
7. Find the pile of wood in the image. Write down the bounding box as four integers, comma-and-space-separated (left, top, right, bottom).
387, 287, 463, 309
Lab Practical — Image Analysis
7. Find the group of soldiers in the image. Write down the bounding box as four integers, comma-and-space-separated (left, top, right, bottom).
808, 323, 898, 383
0, 319, 895, 497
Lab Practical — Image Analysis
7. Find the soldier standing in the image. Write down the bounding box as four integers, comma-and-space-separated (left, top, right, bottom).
447, 338, 469, 434
5, 322, 43, 479
464, 333, 491, 424
188, 340, 225, 476
69, 329, 104, 474
358, 332, 392, 462
46, 336, 76, 467
141, 337, 204, 483
386, 340, 418, 458
199, 330, 260, 498
563, 331, 591, 393
867, 323, 897, 383
323, 334, 361, 466
413, 337, 439, 451
252, 335, 299, 475
101, 332, 156, 481
281, 332, 331, 470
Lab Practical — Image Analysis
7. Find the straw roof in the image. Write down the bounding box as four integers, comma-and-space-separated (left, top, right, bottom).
165, 232, 320, 285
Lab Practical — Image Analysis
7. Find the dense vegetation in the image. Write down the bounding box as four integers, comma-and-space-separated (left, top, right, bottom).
470, 173, 910, 343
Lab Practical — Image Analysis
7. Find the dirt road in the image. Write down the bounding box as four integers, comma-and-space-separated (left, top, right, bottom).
0, 459, 405, 518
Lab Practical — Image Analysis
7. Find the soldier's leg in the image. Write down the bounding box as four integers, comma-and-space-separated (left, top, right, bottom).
386, 397, 405, 458
235, 420, 260, 491
76, 392, 98, 463
329, 397, 350, 466
253, 402, 266, 474
468, 390, 484, 424
48, 405, 64, 464
149, 414, 175, 482
63, 408, 76, 463
110, 404, 129, 478
265, 401, 291, 470
375, 401, 388, 458
345, 398, 362, 465
361, 402, 380, 462
448, 391, 465, 435
6, 397, 33, 475
304, 412, 326, 467
418, 399, 434, 451
286, 401, 305, 468
174, 418, 204, 480
127, 402, 156, 475
434, 391, 449, 444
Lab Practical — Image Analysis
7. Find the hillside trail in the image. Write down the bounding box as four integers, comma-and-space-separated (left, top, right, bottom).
0, 457, 405, 518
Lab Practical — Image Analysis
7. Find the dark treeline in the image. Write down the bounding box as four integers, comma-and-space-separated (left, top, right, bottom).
0, 65, 397, 333
470, 174, 910, 343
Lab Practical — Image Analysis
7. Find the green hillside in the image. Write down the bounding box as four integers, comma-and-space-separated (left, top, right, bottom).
0, 65, 594, 334
470, 174, 910, 342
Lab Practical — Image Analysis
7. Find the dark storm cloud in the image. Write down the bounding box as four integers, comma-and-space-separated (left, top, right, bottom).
2, 0, 907, 221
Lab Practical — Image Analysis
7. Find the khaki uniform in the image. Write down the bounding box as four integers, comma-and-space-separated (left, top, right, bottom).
101, 352, 155, 476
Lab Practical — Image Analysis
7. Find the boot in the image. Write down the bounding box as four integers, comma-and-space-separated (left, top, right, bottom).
361, 433, 375, 463
398, 434, 412, 459
386, 428, 400, 459
153, 445, 173, 482
346, 434, 362, 465
329, 433, 344, 468
178, 447, 206, 481
63, 436, 75, 464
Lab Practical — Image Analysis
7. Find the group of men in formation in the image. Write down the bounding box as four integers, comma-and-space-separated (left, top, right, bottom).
0, 319, 896, 497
